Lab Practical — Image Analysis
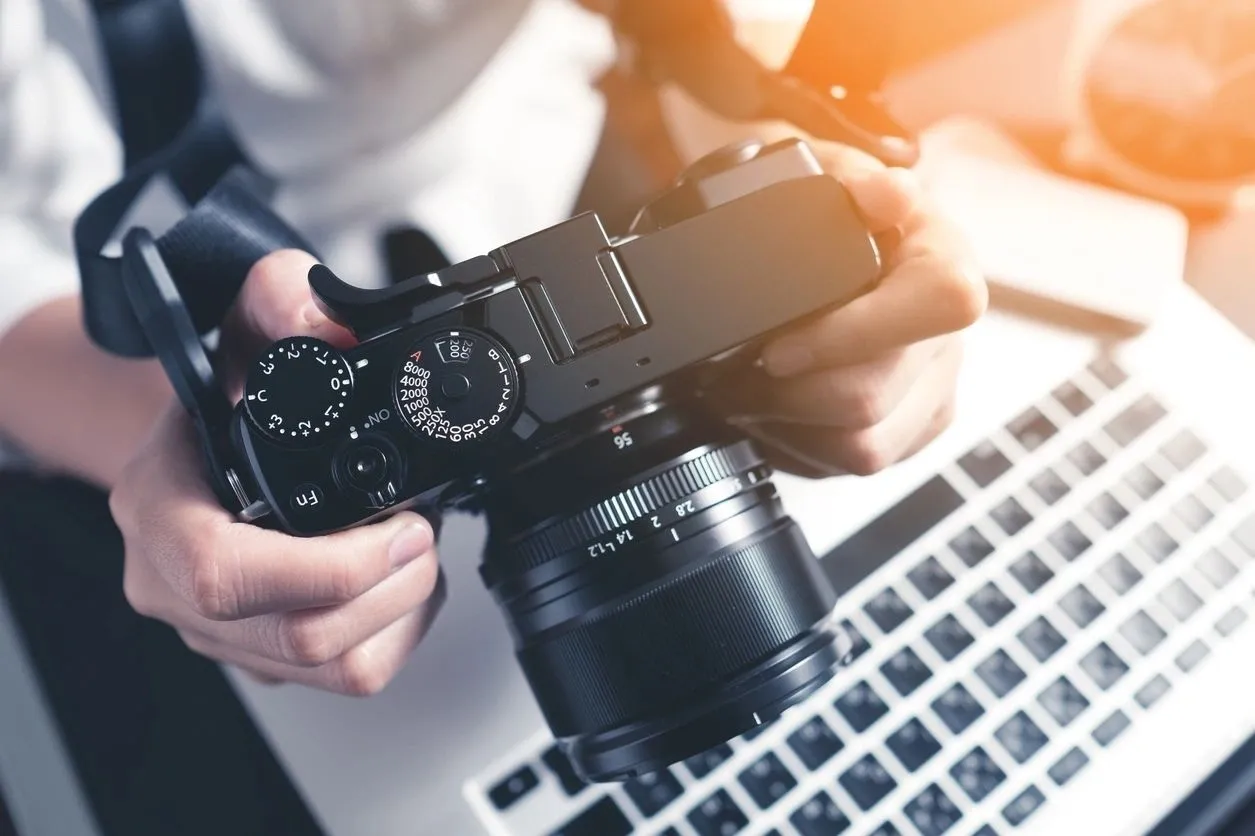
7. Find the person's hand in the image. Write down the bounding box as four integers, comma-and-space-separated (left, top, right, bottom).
714, 144, 988, 477
110, 251, 445, 695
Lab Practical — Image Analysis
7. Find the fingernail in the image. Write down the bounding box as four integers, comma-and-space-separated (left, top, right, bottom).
762, 341, 814, 377
389, 521, 433, 571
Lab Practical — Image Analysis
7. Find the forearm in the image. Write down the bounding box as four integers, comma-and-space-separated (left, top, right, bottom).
0, 295, 171, 489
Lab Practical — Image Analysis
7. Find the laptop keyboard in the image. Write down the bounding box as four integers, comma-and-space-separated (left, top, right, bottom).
466, 355, 1255, 835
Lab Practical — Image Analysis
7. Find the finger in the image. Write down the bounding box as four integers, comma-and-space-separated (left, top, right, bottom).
722, 338, 946, 430
744, 337, 963, 477
759, 220, 986, 377
837, 167, 920, 234
184, 546, 440, 668
219, 250, 356, 397
181, 603, 441, 697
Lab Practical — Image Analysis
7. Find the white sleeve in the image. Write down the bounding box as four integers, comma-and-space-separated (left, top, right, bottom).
0, 0, 121, 340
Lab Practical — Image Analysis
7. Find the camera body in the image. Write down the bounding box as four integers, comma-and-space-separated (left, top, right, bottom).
234, 139, 880, 535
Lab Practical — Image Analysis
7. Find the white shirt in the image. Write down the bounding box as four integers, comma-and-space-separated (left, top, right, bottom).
0, 0, 616, 339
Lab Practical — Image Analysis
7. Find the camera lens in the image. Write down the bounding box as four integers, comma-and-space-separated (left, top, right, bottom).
482, 408, 849, 782
344, 444, 389, 490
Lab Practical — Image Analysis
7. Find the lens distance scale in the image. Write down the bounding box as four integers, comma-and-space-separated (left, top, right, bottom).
244, 337, 354, 443
394, 327, 521, 447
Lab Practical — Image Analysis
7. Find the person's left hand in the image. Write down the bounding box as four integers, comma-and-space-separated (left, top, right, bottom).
711, 143, 988, 478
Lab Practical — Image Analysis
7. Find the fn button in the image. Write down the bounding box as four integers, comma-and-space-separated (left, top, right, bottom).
291, 483, 325, 513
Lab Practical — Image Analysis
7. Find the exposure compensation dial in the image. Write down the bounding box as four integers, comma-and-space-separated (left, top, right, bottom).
393, 327, 521, 448
244, 337, 354, 443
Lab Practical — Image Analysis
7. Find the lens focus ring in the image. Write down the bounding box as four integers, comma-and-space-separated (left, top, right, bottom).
517, 518, 837, 737
498, 441, 764, 574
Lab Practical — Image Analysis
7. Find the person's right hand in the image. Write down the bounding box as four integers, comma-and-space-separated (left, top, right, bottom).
109, 251, 445, 696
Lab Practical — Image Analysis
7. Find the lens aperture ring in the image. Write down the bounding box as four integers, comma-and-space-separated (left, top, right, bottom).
498, 441, 764, 574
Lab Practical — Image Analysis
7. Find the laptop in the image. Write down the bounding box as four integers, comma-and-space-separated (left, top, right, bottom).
224, 276, 1255, 836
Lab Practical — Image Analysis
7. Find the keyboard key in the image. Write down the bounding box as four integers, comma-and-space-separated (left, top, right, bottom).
1231, 513, 1255, 559
969, 583, 1015, 627
552, 796, 632, 836
839, 619, 871, 662
950, 747, 1006, 802
1124, 463, 1165, 500
790, 792, 851, 836
972, 827, 998, 836
1048, 747, 1090, 786
1087, 492, 1128, 530
1037, 676, 1089, 727
839, 754, 896, 811
1053, 380, 1094, 415
881, 648, 931, 696
1029, 468, 1070, 505
908, 556, 955, 600
950, 526, 995, 568
1098, 553, 1143, 595
925, 614, 974, 661
1176, 639, 1211, 673
787, 716, 843, 771
835, 681, 888, 732
821, 475, 963, 596
1092, 710, 1131, 747
1058, 584, 1105, 628
1159, 580, 1204, 621
868, 824, 902, 836
1137, 523, 1179, 563
1209, 466, 1248, 503
1003, 786, 1046, 827
865, 588, 913, 634
738, 753, 796, 810
1067, 441, 1106, 476
685, 743, 733, 779
1007, 407, 1057, 451
976, 649, 1027, 697
623, 769, 683, 818
991, 497, 1033, 536
932, 683, 985, 733
489, 765, 539, 810
1049, 521, 1092, 562
1105, 395, 1167, 447
1080, 643, 1129, 691
542, 745, 587, 796
1216, 606, 1249, 637
886, 718, 941, 772
687, 790, 748, 836
1160, 429, 1207, 471
904, 784, 960, 836
1010, 551, 1054, 593
1088, 356, 1128, 389
1019, 616, 1067, 663
1120, 610, 1167, 655
1135, 674, 1171, 709
959, 441, 1013, 488
1173, 495, 1213, 533
1197, 550, 1240, 590
660, 829, 680, 836
995, 711, 1049, 764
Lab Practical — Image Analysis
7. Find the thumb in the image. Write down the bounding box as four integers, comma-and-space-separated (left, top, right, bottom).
838, 166, 921, 234
219, 250, 356, 398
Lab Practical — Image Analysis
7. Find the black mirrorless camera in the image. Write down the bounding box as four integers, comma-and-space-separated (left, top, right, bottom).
227, 138, 883, 781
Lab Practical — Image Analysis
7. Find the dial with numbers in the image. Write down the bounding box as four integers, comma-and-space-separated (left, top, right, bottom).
393, 327, 521, 447
244, 337, 354, 443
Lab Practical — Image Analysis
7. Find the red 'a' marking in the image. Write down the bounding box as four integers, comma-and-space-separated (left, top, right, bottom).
411, 351, 423, 362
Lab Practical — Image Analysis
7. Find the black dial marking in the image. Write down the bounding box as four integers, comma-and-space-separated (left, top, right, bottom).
394, 327, 520, 447
245, 338, 354, 443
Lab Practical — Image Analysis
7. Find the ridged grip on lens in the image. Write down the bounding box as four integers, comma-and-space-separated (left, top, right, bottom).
518, 519, 836, 736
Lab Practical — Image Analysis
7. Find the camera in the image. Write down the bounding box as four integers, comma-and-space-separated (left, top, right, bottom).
222, 138, 883, 781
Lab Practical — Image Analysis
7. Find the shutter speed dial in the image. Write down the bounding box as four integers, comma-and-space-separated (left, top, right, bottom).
394, 327, 521, 447
244, 337, 354, 443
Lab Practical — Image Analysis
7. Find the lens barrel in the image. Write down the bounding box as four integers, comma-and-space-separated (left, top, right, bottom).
482, 409, 848, 781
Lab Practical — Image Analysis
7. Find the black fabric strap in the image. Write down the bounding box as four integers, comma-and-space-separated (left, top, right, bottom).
77, 0, 313, 358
